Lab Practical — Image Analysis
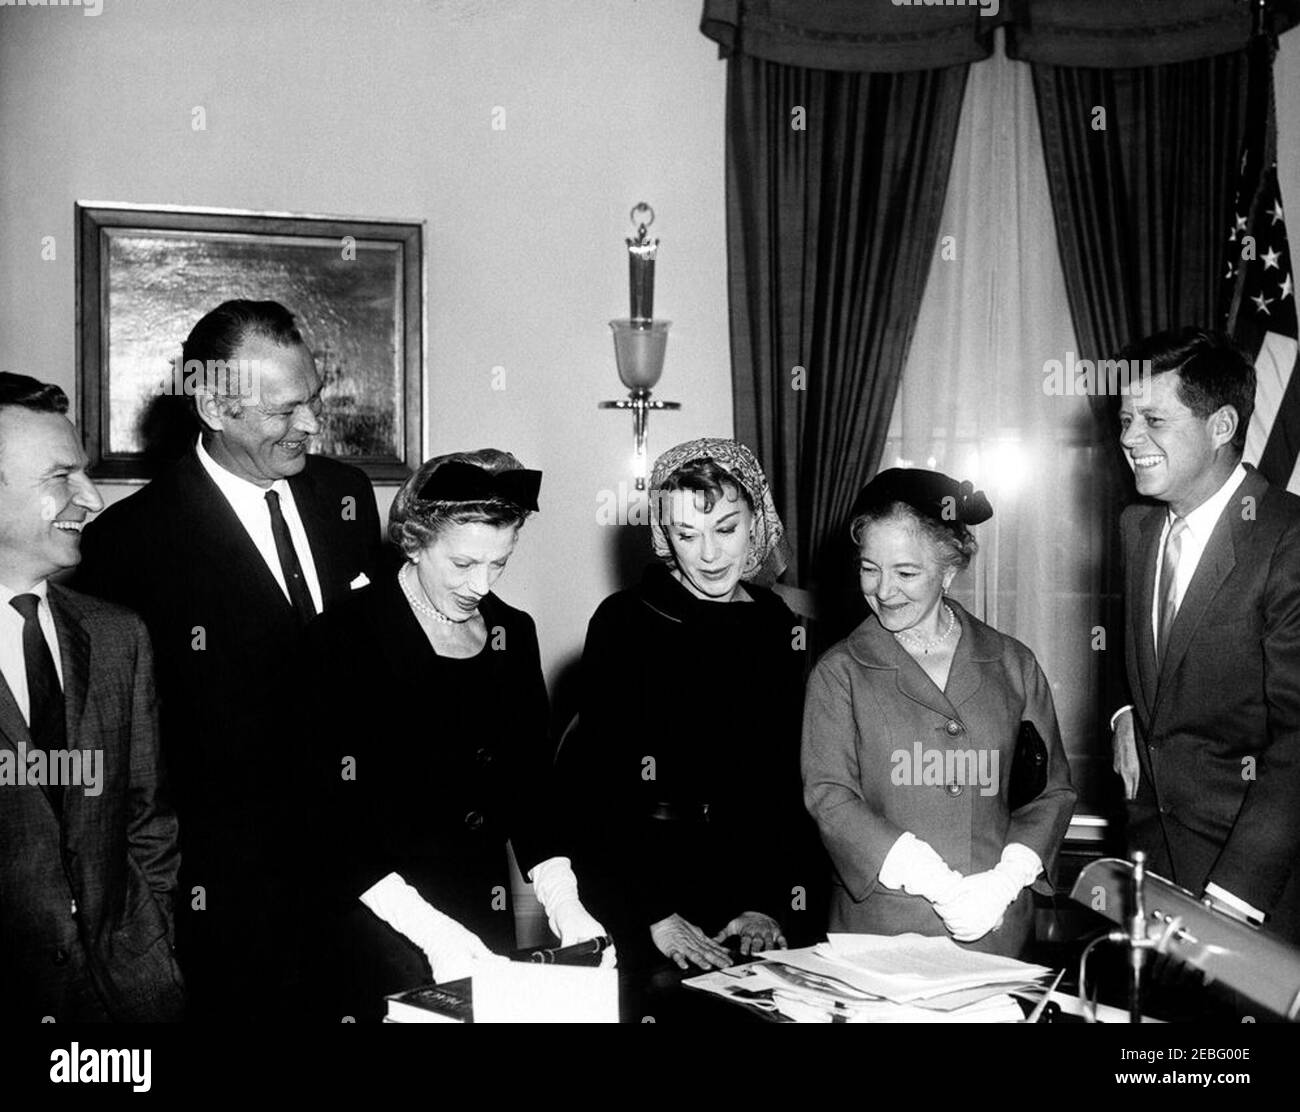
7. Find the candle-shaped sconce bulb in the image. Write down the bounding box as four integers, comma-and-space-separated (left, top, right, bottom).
627, 202, 657, 326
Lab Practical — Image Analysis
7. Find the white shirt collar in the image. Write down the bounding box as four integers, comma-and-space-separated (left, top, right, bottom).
1174, 462, 1249, 540
196, 434, 290, 506
0, 578, 50, 607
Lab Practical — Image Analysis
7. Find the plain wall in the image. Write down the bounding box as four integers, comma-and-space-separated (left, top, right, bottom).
0, 0, 734, 701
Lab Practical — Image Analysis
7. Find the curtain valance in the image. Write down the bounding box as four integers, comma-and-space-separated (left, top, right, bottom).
700, 0, 1300, 71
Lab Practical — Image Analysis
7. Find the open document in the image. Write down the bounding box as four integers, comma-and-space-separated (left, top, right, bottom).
685, 933, 1051, 1023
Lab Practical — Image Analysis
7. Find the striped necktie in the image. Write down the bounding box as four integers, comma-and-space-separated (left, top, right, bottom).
1156, 516, 1188, 664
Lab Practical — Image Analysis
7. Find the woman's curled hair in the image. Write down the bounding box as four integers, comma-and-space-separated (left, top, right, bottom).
389, 448, 532, 557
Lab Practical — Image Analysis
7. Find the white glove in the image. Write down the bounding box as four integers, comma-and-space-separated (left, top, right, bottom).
933, 843, 1043, 942
359, 872, 504, 983
878, 833, 963, 904
529, 856, 616, 969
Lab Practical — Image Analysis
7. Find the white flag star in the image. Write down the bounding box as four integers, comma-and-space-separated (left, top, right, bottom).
1253, 291, 1274, 315
1282, 273, 1294, 300
1263, 246, 1282, 269
1271, 198, 1285, 225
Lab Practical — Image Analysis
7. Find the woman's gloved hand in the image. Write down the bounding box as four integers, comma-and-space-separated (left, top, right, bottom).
933, 843, 1043, 943
529, 855, 617, 968
713, 910, 787, 956
359, 872, 505, 983
878, 832, 963, 904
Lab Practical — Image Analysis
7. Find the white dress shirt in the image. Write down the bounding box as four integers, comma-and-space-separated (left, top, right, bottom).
0, 579, 63, 726
195, 436, 324, 612
1150, 462, 1249, 649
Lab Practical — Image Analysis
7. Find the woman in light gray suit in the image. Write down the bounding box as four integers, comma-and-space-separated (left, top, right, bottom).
801, 469, 1075, 957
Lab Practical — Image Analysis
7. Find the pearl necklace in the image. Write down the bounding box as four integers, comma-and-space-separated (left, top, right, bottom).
399, 562, 467, 624
894, 604, 956, 655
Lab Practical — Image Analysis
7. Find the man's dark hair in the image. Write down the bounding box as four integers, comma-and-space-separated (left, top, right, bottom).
183, 300, 306, 434
1119, 328, 1255, 452
0, 371, 69, 416
0, 373, 71, 481
183, 299, 304, 371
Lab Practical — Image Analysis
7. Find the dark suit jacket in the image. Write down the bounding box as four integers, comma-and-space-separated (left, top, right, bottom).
561, 564, 817, 966
802, 602, 1076, 957
301, 576, 562, 1019
0, 586, 184, 1022
72, 449, 381, 1011
1122, 465, 1300, 941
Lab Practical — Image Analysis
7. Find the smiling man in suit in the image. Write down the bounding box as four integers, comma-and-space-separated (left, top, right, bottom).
75, 300, 382, 1020
0, 372, 184, 1022
1111, 328, 1300, 945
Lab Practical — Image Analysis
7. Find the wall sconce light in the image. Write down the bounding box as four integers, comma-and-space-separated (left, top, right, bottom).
600, 203, 680, 490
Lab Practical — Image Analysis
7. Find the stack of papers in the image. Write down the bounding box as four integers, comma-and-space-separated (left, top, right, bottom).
685, 933, 1051, 1023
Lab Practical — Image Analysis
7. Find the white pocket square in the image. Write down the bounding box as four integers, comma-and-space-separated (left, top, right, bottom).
349, 573, 371, 590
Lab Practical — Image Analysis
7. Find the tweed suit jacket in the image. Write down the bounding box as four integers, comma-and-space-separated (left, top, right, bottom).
0, 585, 184, 1021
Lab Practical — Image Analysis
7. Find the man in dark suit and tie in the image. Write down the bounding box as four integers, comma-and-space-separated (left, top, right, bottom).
0, 372, 184, 1022
1111, 328, 1300, 945
75, 300, 382, 1020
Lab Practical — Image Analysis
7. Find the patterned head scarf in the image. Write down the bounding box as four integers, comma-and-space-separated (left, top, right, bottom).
649, 437, 788, 582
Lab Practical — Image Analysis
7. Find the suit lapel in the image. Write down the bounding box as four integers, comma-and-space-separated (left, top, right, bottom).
0, 667, 32, 759
290, 465, 342, 608
943, 605, 986, 711
175, 452, 297, 620
1156, 517, 1234, 689
1152, 473, 1254, 710
849, 604, 999, 726
0, 591, 78, 817
848, 611, 962, 721
0, 674, 60, 817
47, 586, 91, 752
892, 654, 958, 720
1130, 507, 1163, 719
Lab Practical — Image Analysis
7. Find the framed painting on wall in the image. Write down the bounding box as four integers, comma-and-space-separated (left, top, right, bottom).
76, 202, 424, 482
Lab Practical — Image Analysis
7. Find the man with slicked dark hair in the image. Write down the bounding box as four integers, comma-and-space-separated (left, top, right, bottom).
1111, 327, 1300, 946
76, 301, 382, 1020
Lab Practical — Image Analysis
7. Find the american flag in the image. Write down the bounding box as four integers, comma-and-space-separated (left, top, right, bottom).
1225, 35, 1300, 494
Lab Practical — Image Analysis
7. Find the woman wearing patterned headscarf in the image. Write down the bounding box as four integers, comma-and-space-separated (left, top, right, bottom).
559, 438, 817, 974
801, 468, 1075, 957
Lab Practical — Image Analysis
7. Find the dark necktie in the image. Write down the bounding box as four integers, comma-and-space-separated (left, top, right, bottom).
265, 489, 317, 624
10, 594, 67, 809
1156, 516, 1187, 664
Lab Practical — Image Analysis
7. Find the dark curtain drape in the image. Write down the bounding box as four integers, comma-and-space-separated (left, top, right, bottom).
1032, 50, 1258, 720
724, 56, 968, 603
1033, 52, 1253, 379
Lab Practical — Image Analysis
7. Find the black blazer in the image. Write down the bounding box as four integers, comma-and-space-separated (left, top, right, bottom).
72, 449, 381, 1008
301, 576, 561, 1018
0, 587, 184, 1022
561, 564, 814, 960
75, 448, 381, 839
303, 577, 560, 912
1122, 465, 1300, 940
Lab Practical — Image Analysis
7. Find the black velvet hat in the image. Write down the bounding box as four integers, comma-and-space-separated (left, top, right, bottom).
847, 467, 993, 531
